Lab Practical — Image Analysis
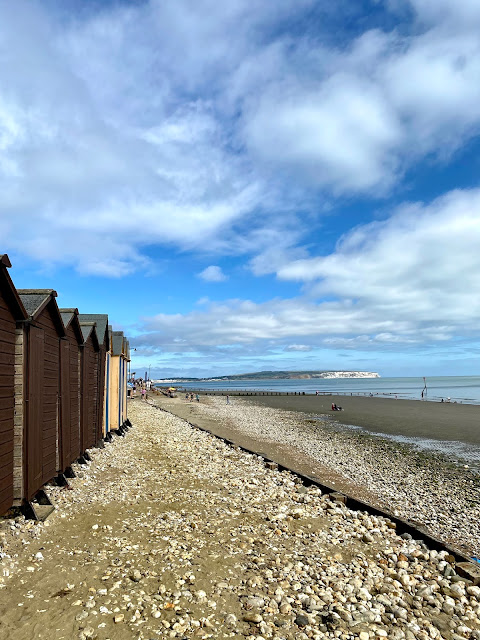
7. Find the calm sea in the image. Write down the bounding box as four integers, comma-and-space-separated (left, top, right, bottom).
170, 376, 480, 404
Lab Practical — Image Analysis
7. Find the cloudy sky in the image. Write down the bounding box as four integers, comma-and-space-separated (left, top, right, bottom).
2, 0, 480, 378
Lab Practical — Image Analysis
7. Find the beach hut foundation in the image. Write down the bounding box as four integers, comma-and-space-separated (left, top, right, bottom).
54, 473, 70, 488
64, 466, 76, 479
21, 489, 55, 521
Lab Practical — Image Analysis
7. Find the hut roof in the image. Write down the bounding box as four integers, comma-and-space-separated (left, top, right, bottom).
17, 289, 57, 316
112, 331, 125, 356
78, 321, 100, 350
59, 308, 78, 328
17, 289, 65, 336
59, 308, 84, 345
0, 254, 28, 320
77, 314, 109, 346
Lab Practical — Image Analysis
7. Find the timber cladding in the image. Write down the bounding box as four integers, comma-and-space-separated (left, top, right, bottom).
61, 322, 82, 468
22, 303, 63, 500
81, 330, 100, 451
0, 289, 16, 514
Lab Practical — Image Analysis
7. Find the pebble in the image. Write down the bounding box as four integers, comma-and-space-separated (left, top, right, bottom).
0, 397, 479, 640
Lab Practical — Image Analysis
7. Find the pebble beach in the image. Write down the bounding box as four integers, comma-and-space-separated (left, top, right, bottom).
156, 393, 480, 558
0, 398, 479, 640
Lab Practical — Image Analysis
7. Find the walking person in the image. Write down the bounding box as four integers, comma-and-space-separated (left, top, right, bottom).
226, 395, 230, 405
141, 387, 146, 401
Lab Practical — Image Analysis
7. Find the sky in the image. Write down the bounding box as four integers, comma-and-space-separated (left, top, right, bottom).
2, 0, 480, 379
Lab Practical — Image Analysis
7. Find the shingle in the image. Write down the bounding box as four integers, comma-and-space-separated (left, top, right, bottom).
112, 331, 124, 356
77, 314, 108, 343
79, 322, 96, 342
17, 290, 54, 317
59, 310, 75, 328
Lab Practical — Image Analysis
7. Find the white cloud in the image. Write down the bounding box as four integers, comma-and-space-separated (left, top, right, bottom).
285, 344, 312, 352
138, 188, 480, 352
197, 265, 228, 282
1, 0, 480, 276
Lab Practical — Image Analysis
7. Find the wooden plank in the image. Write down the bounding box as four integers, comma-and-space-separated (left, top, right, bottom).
0, 305, 15, 323
0, 328, 16, 344
0, 439, 13, 457
0, 394, 14, 409
26, 326, 44, 500
59, 339, 71, 471
0, 351, 14, 367
0, 406, 15, 432
0, 484, 13, 517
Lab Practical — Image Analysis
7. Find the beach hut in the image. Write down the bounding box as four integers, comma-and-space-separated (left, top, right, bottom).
0, 255, 27, 515
77, 314, 109, 439
58, 309, 84, 474
109, 331, 129, 433
14, 289, 66, 507
78, 321, 102, 452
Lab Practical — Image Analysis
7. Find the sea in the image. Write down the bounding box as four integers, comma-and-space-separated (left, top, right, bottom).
169, 376, 480, 405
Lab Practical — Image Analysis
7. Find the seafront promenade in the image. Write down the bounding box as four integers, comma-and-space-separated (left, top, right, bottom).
1, 398, 480, 640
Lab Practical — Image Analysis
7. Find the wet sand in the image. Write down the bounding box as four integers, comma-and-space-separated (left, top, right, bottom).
244, 394, 480, 444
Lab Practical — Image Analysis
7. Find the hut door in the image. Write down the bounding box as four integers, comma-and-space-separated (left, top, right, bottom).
59, 340, 71, 470
27, 326, 44, 499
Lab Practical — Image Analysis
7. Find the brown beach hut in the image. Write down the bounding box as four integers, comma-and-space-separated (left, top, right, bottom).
78, 314, 109, 438
78, 321, 102, 452
0, 255, 27, 515
15, 289, 66, 505
58, 308, 84, 473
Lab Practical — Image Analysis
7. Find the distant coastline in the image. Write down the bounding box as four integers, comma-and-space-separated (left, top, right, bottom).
154, 369, 380, 383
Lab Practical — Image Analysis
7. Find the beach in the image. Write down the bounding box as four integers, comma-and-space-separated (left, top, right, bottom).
248, 394, 480, 445
1, 398, 480, 640
153, 392, 480, 558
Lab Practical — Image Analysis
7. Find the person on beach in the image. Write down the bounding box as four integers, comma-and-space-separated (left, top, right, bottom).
141, 388, 146, 401
226, 395, 230, 404
195, 394, 200, 402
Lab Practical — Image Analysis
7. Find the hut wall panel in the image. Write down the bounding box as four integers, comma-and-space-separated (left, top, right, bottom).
34, 307, 60, 488
13, 329, 24, 501
81, 339, 100, 451
96, 347, 106, 439
25, 326, 44, 500
69, 345, 81, 460
0, 288, 15, 515
59, 338, 71, 471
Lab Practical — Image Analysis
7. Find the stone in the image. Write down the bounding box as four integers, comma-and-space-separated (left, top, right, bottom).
295, 614, 310, 627
243, 612, 263, 624
456, 562, 480, 585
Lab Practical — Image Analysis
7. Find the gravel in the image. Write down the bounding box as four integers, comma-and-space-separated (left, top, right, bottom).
0, 398, 478, 640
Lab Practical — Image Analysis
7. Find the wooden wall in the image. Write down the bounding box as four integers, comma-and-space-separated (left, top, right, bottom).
81, 336, 100, 451
59, 325, 81, 470
23, 304, 61, 500
0, 289, 16, 514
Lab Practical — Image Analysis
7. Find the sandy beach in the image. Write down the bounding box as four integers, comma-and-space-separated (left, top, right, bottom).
248, 394, 480, 445
152, 392, 480, 558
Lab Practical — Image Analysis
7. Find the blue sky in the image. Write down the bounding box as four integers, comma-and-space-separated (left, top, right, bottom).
2, 0, 480, 379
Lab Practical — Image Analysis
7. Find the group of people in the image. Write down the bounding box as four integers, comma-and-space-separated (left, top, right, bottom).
185, 393, 200, 402
129, 377, 150, 400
